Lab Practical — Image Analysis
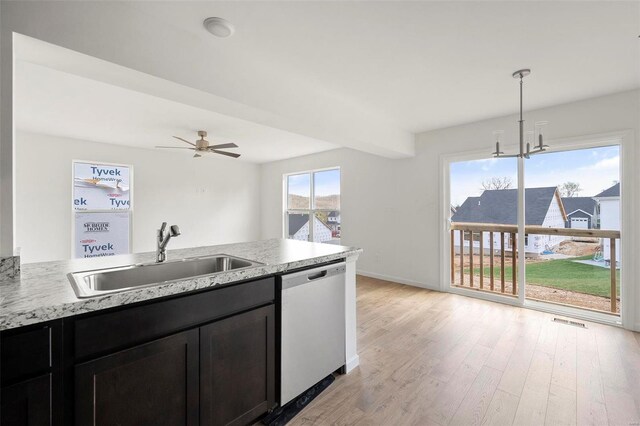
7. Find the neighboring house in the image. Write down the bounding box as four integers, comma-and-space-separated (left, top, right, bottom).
288, 213, 333, 243
452, 187, 567, 255
450, 205, 457, 217
593, 183, 620, 263
562, 197, 597, 229
326, 211, 341, 235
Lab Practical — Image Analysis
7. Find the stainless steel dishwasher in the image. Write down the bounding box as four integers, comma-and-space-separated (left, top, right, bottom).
280, 262, 346, 406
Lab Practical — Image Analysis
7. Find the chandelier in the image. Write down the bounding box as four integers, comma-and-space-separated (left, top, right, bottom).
492, 69, 549, 158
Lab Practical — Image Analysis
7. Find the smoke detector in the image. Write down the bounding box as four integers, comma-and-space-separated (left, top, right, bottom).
203, 17, 235, 38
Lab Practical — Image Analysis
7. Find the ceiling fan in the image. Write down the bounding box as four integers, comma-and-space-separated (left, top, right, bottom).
156, 130, 240, 158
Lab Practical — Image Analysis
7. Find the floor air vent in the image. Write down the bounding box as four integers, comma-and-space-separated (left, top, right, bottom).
553, 317, 587, 328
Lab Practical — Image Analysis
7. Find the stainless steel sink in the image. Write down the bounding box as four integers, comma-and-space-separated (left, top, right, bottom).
68, 254, 262, 298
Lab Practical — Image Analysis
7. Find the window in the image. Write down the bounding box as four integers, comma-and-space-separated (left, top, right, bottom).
285, 168, 340, 244
72, 161, 132, 258
463, 232, 481, 242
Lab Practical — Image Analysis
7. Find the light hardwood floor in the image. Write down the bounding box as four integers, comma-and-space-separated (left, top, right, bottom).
289, 275, 640, 426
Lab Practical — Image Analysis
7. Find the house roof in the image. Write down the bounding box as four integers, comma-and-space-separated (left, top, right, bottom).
451, 187, 563, 226
288, 213, 309, 236
567, 210, 591, 219
289, 213, 334, 235
328, 211, 339, 218
562, 197, 597, 217
594, 182, 620, 198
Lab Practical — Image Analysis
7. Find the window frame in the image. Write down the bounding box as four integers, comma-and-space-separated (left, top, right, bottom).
442, 130, 632, 329
283, 167, 340, 243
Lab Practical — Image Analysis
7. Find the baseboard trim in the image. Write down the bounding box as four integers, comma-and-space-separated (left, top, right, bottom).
356, 270, 439, 291
345, 354, 359, 373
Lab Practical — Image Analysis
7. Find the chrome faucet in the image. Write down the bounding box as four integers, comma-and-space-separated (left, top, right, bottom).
156, 222, 180, 263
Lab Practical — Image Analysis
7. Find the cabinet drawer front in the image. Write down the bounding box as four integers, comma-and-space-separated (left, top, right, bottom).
1, 325, 53, 385
74, 277, 275, 360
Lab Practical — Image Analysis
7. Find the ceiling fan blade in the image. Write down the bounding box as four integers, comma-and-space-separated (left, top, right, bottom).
156, 146, 195, 150
172, 136, 196, 146
209, 143, 238, 149
211, 149, 241, 158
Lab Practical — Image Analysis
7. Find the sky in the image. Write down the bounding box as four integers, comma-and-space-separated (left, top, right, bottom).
288, 169, 340, 198
450, 145, 620, 206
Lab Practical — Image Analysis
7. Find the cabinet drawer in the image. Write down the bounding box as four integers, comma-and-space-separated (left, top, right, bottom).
1, 325, 54, 385
74, 277, 275, 360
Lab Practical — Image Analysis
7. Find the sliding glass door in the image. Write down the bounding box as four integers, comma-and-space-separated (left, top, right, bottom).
449, 144, 622, 317
523, 145, 621, 315
449, 156, 519, 297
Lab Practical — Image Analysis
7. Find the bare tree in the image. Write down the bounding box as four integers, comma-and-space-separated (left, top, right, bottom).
560, 181, 582, 197
481, 176, 513, 190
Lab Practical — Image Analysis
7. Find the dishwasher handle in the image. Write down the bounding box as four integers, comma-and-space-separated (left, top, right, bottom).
281, 263, 346, 290
307, 270, 327, 281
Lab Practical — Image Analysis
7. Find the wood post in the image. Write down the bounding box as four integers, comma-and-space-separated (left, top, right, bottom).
450, 230, 455, 283
610, 238, 617, 313
489, 232, 494, 291
479, 232, 484, 289
500, 232, 505, 293
511, 232, 517, 295
469, 232, 474, 287
459, 230, 464, 286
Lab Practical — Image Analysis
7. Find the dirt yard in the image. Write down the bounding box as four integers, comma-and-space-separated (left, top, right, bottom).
451, 273, 618, 314
553, 240, 600, 257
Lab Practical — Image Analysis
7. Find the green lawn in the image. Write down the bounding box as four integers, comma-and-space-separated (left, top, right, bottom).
467, 255, 620, 298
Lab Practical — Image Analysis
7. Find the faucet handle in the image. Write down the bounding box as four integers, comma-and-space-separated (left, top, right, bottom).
159, 222, 167, 235
170, 225, 181, 237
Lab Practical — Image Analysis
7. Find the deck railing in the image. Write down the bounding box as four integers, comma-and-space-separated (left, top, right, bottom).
450, 222, 621, 313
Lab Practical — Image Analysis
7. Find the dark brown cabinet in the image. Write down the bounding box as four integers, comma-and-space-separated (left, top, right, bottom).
200, 305, 276, 426
1, 275, 278, 426
74, 329, 200, 426
1, 321, 61, 426
0, 374, 52, 426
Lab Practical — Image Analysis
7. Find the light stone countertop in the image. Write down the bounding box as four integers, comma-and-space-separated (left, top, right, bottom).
0, 239, 362, 330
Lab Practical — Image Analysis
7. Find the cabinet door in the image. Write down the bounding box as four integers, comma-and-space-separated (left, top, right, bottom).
200, 305, 275, 426
0, 374, 51, 426
75, 329, 199, 426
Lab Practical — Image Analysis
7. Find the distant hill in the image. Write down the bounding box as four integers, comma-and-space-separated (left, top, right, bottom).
288, 194, 340, 210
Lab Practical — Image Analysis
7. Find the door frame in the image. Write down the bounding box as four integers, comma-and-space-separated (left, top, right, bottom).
440, 129, 636, 330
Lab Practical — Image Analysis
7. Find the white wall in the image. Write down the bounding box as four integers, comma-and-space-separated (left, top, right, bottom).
599, 198, 621, 262
15, 131, 261, 263
261, 148, 431, 286
261, 90, 640, 330
540, 195, 567, 249
0, 2, 413, 256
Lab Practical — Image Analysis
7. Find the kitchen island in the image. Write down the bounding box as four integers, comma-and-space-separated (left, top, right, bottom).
0, 238, 361, 426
